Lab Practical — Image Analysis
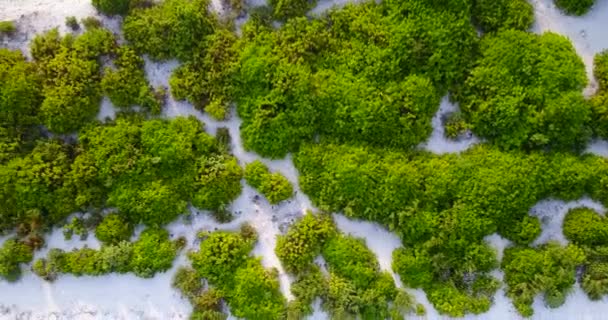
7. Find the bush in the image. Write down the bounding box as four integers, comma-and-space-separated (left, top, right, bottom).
276, 213, 336, 273
81, 17, 103, 30
269, 0, 316, 20
0, 239, 33, 281
502, 243, 586, 316
65, 16, 80, 30
95, 213, 133, 244
0, 21, 16, 36
459, 30, 590, 151
93, 0, 132, 15
563, 208, 608, 246
244, 160, 293, 204
472, 0, 534, 32
102, 46, 161, 113
554, 0, 595, 16
123, 0, 216, 61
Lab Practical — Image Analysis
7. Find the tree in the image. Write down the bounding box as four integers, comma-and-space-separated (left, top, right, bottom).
95, 213, 133, 244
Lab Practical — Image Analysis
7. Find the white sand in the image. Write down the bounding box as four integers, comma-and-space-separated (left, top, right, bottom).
419, 96, 481, 154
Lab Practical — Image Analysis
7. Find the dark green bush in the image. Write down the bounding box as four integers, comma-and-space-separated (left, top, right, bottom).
0, 21, 16, 36
554, 0, 595, 16
93, 0, 132, 15
65, 16, 80, 30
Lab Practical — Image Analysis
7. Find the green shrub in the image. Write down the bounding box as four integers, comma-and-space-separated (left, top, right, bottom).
502, 243, 586, 316
0, 239, 33, 281
582, 261, 608, 300
123, 0, 216, 61
93, 0, 132, 15
444, 111, 469, 139
244, 160, 293, 204
459, 30, 589, 151
554, 0, 595, 16
563, 208, 608, 246
95, 213, 133, 244
472, 0, 534, 32
276, 213, 336, 273
63, 217, 89, 240
81, 17, 103, 30
269, 0, 316, 20
0, 21, 16, 36
65, 16, 80, 30
102, 46, 160, 113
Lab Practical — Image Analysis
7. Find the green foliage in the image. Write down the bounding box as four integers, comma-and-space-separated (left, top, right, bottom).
276, 213, 336, 273
130, 228, 182, 277
102, 46, 161, 113
0, 239, 33, 281
563, 207, 608, 246
591, 51, 608, 138
123, 0, 217, 61
244, 160, 293, 204
63, 217, 89, 240
189, 228, 286, 319
444, 111, 469, 139
472, 0, 534, 32
33, 228, 180, 279
95, 213, 133, 244
169, 29, 238, 119
65, 16, 80, 31
0, 21, 16, 36
502, 243, 586, 316
231, 0, 476, 157
93, 0, 131, 15
81, 17, 103, 30
294, 141, 608, 315
0, 49, 43, 143
31, 28, 116, 133
459, 30, 590, 151
79, 116, 242, 225
554, 0, 595, 16
270, 0, 316, 20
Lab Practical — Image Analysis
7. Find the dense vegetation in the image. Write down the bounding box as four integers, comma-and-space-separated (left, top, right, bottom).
244, 160, 293, 204
294, 142, 608, 316
562, 207, 608, 300
276, 213, 424, 319
458, 30, 590, 151
33, 228, 183, 280
188, 226, 286, 319
2, 0, 608, 318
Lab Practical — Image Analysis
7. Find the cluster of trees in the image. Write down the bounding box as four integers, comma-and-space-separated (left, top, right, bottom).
562, 208, 608, 300
188, 226, 286, 319
0, 116, 243, 280
33, 228, 182, 280
101, 46, 163, 114
294, 142, 608, 316
122, 0, 217, 61
275, 213, 424, 319
244, 160, 293, 204
458, 30, 590, 151
502, 243, 585, 316
172, 267, 226, 319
